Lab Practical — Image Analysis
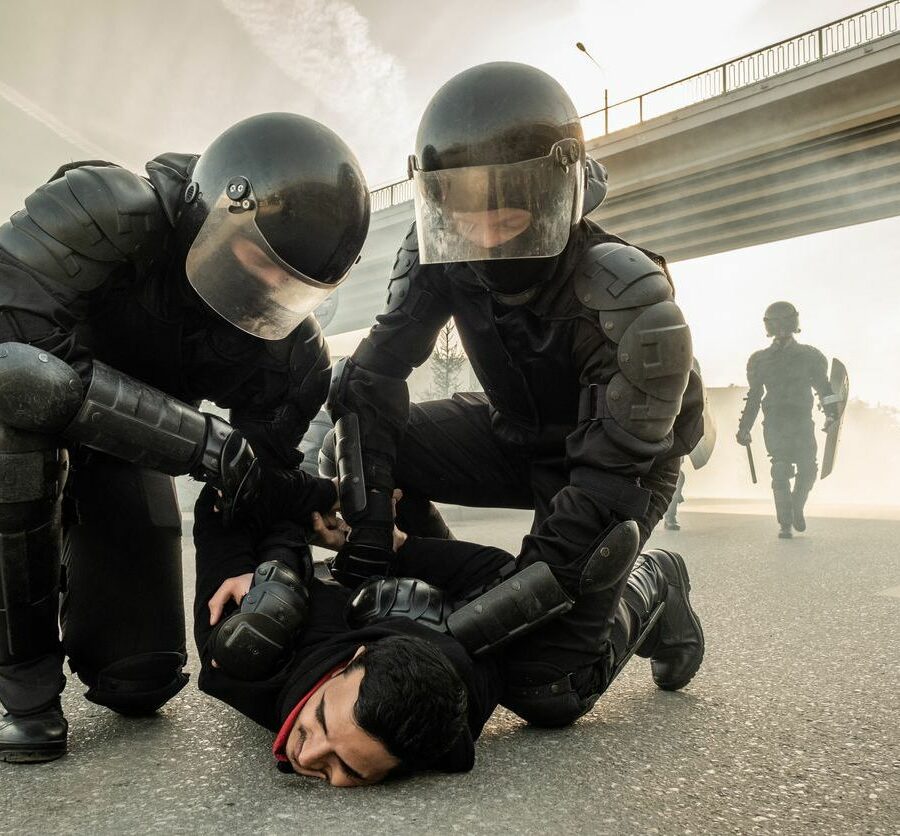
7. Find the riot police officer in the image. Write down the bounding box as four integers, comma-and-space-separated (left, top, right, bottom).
328, 63, 705, 725
736, 302, 839, 538
0, 112, 370, 761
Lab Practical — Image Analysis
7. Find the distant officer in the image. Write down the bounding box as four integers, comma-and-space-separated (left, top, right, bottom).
735, 302, 841, 539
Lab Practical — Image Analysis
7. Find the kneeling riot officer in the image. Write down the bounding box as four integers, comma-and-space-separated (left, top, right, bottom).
327, 63, 705, 724
736, 302, 842, 539
0, 112, 370, 762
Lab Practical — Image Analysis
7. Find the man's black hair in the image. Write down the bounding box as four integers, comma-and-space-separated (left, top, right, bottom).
346, 635, 468, 772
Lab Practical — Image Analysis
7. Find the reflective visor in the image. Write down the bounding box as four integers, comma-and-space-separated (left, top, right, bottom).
186, 192, 337, 340
411, 141, 584, 265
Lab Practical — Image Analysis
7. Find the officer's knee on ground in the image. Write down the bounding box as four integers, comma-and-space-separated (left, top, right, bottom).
80, 651, 188, 716
503, 668, 601, 728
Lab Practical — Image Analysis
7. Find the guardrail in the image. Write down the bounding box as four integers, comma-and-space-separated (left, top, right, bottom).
370, 0, 900, 212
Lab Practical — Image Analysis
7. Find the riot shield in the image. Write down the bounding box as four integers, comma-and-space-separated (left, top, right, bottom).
820, 358, 849, 479
689, 379, 717, 469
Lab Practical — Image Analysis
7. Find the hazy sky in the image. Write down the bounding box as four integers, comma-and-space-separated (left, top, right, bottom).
2, 0, 898, 406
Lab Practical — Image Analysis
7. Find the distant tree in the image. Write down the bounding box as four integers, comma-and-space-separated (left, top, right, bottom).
425, 321, 468, 400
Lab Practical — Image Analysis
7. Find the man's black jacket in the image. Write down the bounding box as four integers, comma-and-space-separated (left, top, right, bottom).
192, 485, 504, 772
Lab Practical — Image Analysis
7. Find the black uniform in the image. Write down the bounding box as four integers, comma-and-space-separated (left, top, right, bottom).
192, 485, 504, 771
738, 337, 833, 533
330, 218, 704, 718
0, 157, 332, 718
193, 482, 699, 763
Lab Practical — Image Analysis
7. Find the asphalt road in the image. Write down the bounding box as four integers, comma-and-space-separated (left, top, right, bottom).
2, 507, 898, 836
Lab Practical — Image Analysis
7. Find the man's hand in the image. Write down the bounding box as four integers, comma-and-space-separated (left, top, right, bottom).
208, 573, 253, 626
735, 429, 752, 446
310, 511, 350, 551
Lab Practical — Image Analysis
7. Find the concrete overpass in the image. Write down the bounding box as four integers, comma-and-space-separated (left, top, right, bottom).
321, 2, 900, 338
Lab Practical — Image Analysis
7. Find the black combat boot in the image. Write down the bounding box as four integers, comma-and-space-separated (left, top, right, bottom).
0, 698, 68, 763
772, 462, 795, 539
626, 550, 704, 691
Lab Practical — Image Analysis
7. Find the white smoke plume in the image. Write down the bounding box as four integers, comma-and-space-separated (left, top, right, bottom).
219, 0, 413, 181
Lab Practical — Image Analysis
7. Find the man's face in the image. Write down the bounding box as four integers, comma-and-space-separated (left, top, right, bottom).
231, 235, 294, 292
285, 664, 400, 788
450, 207, 532, 250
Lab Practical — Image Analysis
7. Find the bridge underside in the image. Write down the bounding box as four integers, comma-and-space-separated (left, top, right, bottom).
587, 34, 900, 262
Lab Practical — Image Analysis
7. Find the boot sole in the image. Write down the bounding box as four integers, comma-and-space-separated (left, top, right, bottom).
0, 740, 67, 764
655, 551, 705, 691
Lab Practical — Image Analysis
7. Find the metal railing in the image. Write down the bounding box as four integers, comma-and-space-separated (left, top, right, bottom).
370, 1, 900, 212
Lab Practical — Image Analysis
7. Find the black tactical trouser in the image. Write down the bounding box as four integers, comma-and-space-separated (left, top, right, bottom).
763, 417, 817, 527
392, 393, 678, 713
0, 446, 187, 716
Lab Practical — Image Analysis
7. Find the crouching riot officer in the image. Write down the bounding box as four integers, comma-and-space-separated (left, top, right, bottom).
0, 112, 370, 762
326, 62, 704, 718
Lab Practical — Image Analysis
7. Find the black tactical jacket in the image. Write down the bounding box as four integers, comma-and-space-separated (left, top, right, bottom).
332, 219, 704, 570
0, 157, 330, 468
738, 337, 834, 432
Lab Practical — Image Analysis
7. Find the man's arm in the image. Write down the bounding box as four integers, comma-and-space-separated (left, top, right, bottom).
192, 484, 259, 663
327, 224, 452, 561
737, 353, 764, 442
808, 347, 837, 420
518, 243, 695, 586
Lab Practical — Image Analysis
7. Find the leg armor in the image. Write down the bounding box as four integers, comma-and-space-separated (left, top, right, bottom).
770, 460, 795, 535
61, 458, 188, 715
502, 549, 703, 726
0, 342, 257, 522
346, 523, 641, 657
792, 456, 817, 533
211, 560, 311, 681
0, 424, 67, 708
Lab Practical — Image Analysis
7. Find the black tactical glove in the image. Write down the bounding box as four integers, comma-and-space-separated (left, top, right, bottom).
328, 489, 396, 588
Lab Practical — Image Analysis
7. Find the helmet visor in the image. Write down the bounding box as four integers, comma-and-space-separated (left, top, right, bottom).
411, 140, 584, 265
186, 191, 337, 340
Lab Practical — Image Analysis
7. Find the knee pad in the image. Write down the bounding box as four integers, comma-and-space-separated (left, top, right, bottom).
794, 460, 817, 487
771, 461, 794, 485
82, 651, 188, 715
502, 659, 610, 728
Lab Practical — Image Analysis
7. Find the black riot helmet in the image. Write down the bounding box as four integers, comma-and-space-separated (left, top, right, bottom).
409, 62, 587, 281
764, 301, 800, 338
177, 113, 370, 340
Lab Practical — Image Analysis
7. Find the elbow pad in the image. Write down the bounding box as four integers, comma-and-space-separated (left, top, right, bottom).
211, 560, 310, 680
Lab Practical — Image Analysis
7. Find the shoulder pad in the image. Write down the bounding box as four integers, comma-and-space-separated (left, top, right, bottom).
573, 242, 672, 312
748, 349, 767, 368
617, 301, 692, 402
62, 165, 167, 258
0, 165, 167, 292
385, 223, 420, 313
